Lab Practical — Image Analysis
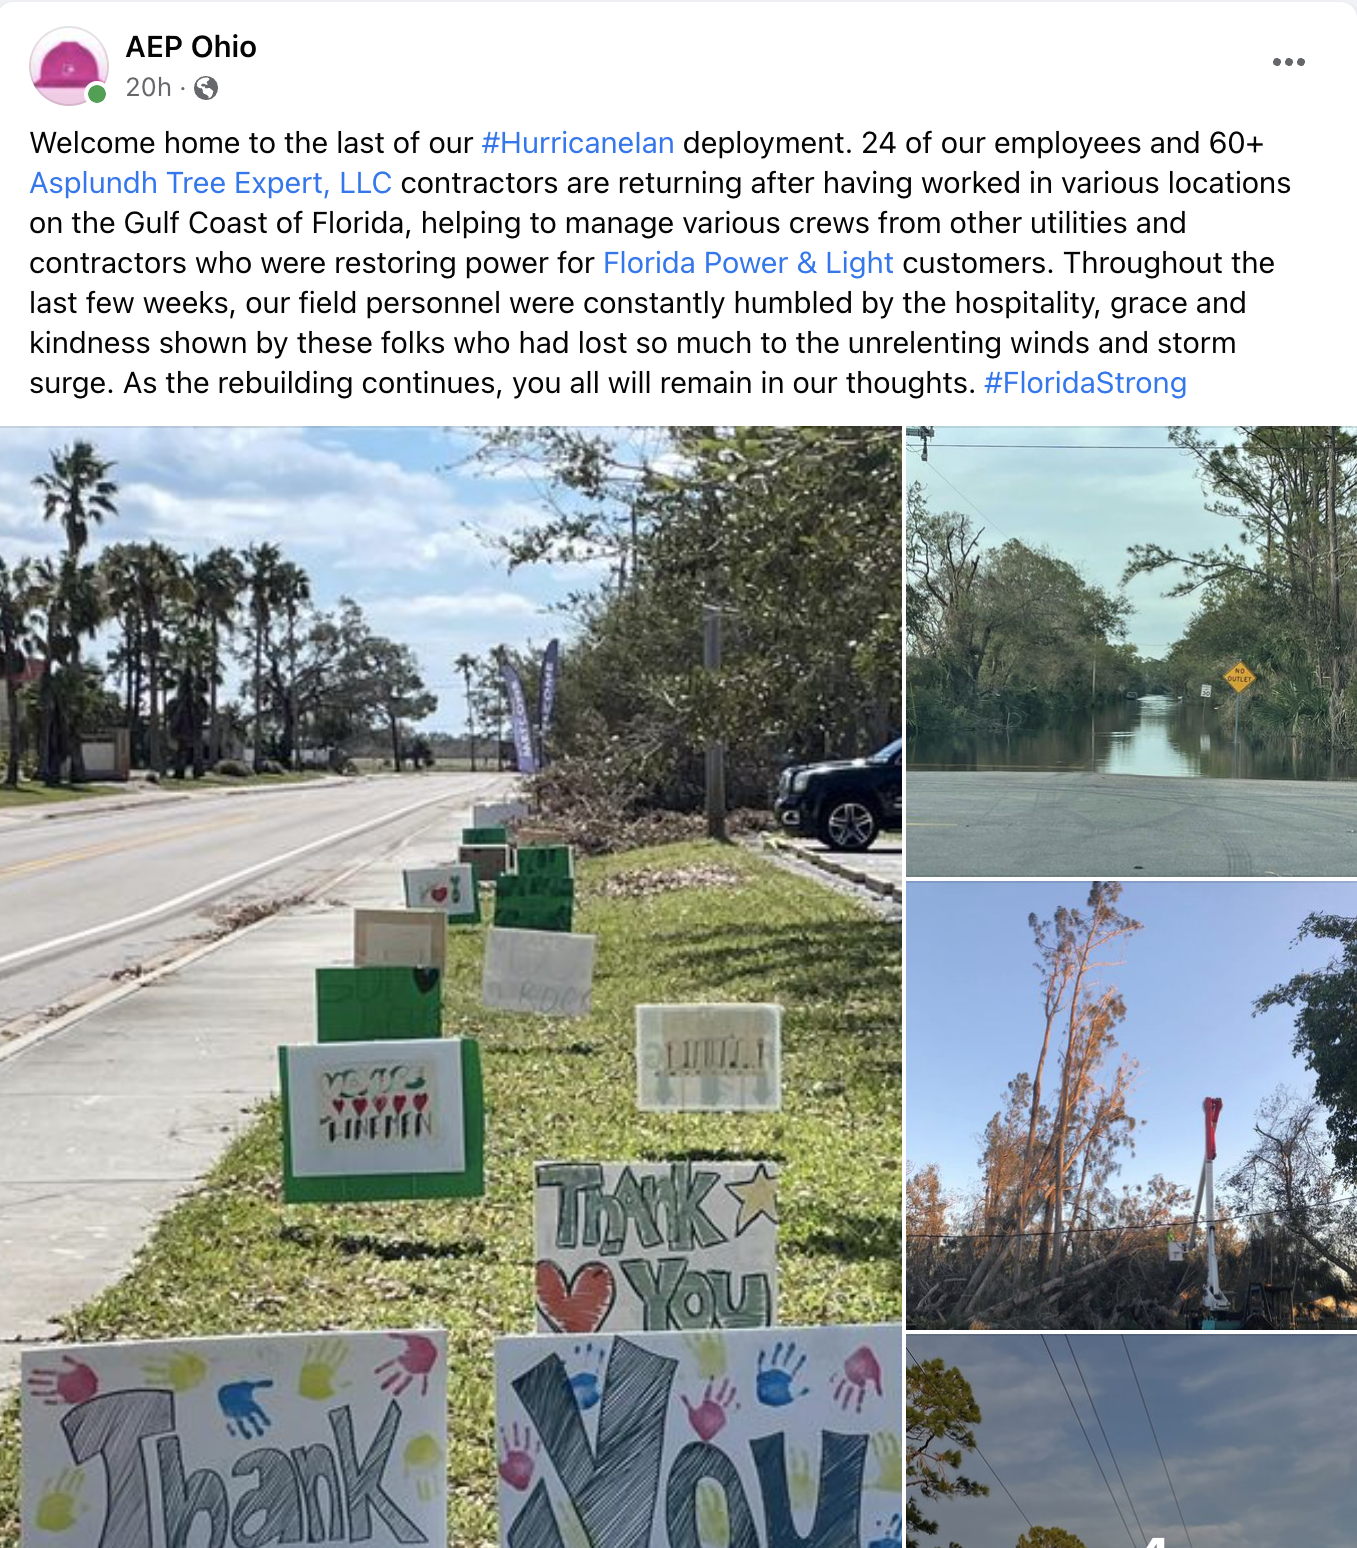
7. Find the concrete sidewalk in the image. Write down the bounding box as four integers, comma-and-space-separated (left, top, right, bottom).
766, 835, 903, 901
0, 807, 469, 1384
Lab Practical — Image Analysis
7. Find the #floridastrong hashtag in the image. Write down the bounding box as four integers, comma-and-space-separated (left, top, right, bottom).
482, 131, 501, 153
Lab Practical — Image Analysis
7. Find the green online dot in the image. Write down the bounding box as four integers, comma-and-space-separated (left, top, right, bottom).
87, 83, 106, 103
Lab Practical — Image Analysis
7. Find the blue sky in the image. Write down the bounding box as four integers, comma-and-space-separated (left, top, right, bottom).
908, 426, 1244, 657
907, 1332, 1356, 1548
905, 879, 1355, 1201
0, 426, 615, 731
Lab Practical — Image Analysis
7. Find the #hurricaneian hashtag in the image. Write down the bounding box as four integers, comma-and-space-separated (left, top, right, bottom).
482, 131, 501, 153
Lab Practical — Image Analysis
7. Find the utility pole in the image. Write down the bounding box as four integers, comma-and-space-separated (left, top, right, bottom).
906, 426, 934, 463
703, 603, 727, 841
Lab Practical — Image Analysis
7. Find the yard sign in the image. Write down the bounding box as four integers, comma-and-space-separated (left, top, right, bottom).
495, 1323, 901, 1548
403, 864, 479, 922
353, 909, 447, 975
482, 927, 596, 1017
316, 966, 442, 1042
637, 1004, 782, 1112
280, 1037, 484, 1201
21, 1328, 447, 1548
533, 1159, 778, 1333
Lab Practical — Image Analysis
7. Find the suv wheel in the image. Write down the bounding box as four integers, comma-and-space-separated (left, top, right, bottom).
818, 798, 879, 851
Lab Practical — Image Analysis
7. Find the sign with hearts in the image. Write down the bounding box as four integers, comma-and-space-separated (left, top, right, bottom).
494, 1323, 901, 1548
21, 1328, 448, 1548
482, 927, 596, 1017
636, 1004, 782, 1112
402, 863, 479, 922
353, 908, 447, 975
280, 1038, 484, 1201
533, 1160, 778, 1333
315, 966, 442, 1042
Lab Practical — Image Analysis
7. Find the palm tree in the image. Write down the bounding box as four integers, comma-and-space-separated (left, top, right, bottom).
34, 443, 118, 781
271, 560, 311, 767
454, 652, 479, 770
243, 542, 283, 770
0, 557, 45, 787
99, 543, 146, 758
192, 548, 246, 764
165, 607, 214, 779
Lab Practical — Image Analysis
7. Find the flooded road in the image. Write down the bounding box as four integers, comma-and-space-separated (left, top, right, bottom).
908, 694, 1357, 781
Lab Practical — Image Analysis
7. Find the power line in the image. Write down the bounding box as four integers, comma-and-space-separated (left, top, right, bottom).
1121, 1335, 1196, 1548
921, 443, 1193, 451
908, 1192, 1357, 1240
1042, 1336, 1140, 1548
1064, 1336, 1148, 1545
918, 459, 1016, 543
906, 1348, 1033, 1531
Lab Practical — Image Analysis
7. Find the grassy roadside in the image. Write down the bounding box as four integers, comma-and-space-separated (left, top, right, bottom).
0, 781, 121, 808
0, 840, 901, 1547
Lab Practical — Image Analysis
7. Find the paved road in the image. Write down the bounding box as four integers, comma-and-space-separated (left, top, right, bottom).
0, 773, 516, 1033
906, 771, 1357, 877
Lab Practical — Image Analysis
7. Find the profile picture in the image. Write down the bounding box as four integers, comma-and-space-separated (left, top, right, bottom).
31, 27, 107, 106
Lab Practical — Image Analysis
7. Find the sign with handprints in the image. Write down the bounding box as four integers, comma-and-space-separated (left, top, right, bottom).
353, 908, 447, 975
402, 864, 479, 922
494, 1323, 901, 1548
482, 927, 597, 1017
533, 1160, 778, 1333
21, 1328, 447, 1548
315, 966, 442, 1043
279, 1037, 484, 1201
636, 1004, 782, 1112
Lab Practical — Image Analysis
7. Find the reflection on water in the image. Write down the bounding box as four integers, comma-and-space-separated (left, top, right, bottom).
908, 694, 1357, 780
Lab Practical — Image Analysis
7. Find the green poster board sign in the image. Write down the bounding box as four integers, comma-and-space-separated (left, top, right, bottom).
315, 966, 443, 1043
515, 844, 574, 880
462, 826, 510, 845
494, 874, 575, 932
280, 1037, 485, 1202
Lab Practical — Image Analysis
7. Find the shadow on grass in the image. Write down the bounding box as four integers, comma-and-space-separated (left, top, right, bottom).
636, 1146, 790, 1163
653, 917, 899, 1006
796, 1210, 903, 1262
280, 1223, 489, 1261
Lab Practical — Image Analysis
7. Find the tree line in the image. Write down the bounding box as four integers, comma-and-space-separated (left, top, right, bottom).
459, 425, 901, 812
0, 441, 436, 787
907, 484, 1146, 739
1129, 426, 1357, 750
907, 883, 1357, 1330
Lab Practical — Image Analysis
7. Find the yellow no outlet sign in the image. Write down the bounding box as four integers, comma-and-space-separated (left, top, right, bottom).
1223, 661, 1256, 692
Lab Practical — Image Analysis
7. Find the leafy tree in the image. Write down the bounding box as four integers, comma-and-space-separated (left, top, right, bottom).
1256, 913, 1357, 1185
1017, 1529, 1087, 1548
364, 638, 437, 771
0, 557, 45, 786
906, 1358, 988, 1548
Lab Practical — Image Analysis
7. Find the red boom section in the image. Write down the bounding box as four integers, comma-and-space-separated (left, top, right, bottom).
1203, 1096, 1223, 1162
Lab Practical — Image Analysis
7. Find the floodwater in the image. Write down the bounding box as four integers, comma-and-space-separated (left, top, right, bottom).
908, 694, 1357, 781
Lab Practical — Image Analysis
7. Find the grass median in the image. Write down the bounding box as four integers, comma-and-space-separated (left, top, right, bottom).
0, 839, 901, 1547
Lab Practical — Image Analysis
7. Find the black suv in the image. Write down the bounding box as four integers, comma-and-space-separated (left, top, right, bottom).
774, 737, 902, 851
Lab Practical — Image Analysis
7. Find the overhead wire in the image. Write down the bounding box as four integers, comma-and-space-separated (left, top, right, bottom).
1064, 1336, 1148, 1545
906, 1348, 1033, 1531
1121, 1336, 1196, 1548
1042, 1336, 1141, 1548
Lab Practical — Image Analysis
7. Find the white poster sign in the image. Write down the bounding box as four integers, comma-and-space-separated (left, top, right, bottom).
636, 1004, 782, 1112
403, 864, 478, 919
474, 800, 531, 828
495, 1323, 900, 1548
21, 1328, 448, 1548
282, 1039, 466, 1179
354, 908, 447, 975
482, 927, 596, 1017
533, 1160, 778, 1333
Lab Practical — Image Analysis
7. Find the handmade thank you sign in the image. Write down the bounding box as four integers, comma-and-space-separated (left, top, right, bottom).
316, 966, 442, 1043
533, 1160, 778, 1332
280, 1038, 484, 1201
20, 1328, 448, 1548
482, 927, 596, 1017
637, 1004, 782, 1111
495, 1323, 901, 1548
494, 874, 574, 933
403, 864, 479, 922
353, 909, 447, 976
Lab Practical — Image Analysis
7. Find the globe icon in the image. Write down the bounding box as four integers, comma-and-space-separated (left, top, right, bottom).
194, 76, 217, 99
